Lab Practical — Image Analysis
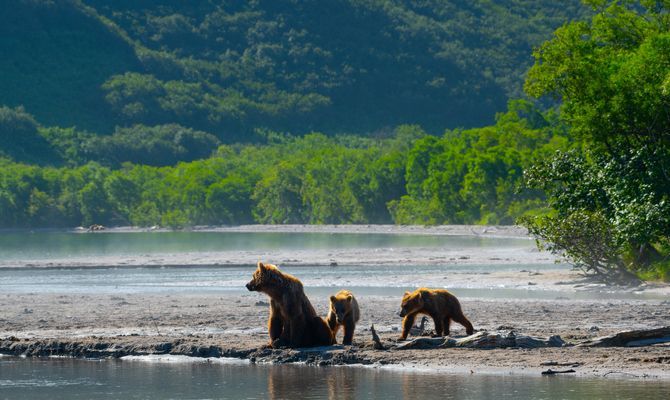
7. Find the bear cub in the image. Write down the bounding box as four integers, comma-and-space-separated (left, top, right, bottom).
246, 262, 334, 348
327, 290, 360, 345
398, 288, 474, 340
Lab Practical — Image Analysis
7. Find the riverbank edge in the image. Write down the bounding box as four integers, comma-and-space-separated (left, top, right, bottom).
2, 336, 669, 380
0, 224, 532, 239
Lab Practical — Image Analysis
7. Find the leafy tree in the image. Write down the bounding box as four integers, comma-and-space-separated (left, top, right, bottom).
522, 0, 670, 282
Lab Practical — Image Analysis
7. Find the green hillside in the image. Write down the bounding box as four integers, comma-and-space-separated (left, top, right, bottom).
1, 0, 586, 138
0, 0, 141, 132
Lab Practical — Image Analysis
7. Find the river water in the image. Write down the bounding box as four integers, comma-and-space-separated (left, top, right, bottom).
0, 230, 528, 260
0, 230, 662, 300
1, 356, 668, 400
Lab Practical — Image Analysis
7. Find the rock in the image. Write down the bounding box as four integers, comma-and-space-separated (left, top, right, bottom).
578, 326, 670, 347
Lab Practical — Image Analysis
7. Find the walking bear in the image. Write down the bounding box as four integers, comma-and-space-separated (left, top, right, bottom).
327, 290, 360, 345
246, 262, 334, 348
398, 288, 474, 340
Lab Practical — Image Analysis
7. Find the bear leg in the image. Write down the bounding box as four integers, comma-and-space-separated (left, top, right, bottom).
443, 317, 451, 337
287, 317, 307, 347
342, 320, 355, 345
400, 313, 417, 340
453, 313, 474, 335
431, 315, 445, 337
326, 312, 340, 343
268, 315, 283, 342
306, 316, 335, 347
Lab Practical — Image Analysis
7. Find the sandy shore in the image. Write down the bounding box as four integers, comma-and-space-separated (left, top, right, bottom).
1, 225, 669, 379
2, 290, 669, 378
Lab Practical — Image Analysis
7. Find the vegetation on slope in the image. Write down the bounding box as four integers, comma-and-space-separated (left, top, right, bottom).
1, 0, 586, 137
0, 101, 567, 228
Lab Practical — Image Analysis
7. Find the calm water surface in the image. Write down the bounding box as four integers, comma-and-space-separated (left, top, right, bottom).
0, 357, 668, 400
0, 231, 663, 300
0, 231, 529, 260
0, 265, 664, 301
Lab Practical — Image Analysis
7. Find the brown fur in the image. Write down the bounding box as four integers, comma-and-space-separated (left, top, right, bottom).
326, 290, 360, 345
398, 288, 474, 340
246, 262, 334, 348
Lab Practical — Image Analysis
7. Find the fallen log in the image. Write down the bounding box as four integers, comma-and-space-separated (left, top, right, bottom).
396, 330, 565, 350
578, 326, 670, 347
541, 369, 576, 375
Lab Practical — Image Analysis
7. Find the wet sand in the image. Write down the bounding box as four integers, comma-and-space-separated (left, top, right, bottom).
1, 225, 669, 378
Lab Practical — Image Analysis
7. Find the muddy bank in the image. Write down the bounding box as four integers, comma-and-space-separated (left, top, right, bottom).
2, 330, 669, 379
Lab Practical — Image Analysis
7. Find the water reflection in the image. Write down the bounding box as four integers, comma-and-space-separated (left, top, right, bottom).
0, 357, 669, 399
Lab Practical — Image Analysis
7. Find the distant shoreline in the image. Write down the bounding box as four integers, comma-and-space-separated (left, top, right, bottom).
0, 224, 532, 238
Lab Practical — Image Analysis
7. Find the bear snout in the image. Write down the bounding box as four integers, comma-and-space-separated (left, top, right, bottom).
245, 282, 256, 291
398, 309, 406, 317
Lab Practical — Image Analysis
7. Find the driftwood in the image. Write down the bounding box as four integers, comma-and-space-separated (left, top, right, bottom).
370, 325, 385, 350
396, 330, 565, 350
541, 369, 576, 375
540, 361, 582, 367
409, 316, 429, 337
577, 326, 670, 347
378, 327, 669, 351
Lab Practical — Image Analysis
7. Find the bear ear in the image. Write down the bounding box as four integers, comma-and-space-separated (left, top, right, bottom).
257, 261, 266, 270
346, 295, 353, 302
330, 295, 336, 303
419, 290, 429, 301
404, 291, 410, 296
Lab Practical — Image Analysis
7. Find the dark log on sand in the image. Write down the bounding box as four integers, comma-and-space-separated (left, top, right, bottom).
541, 369, 576, 375
396, 330, 565, 350
578, 326, 670, 347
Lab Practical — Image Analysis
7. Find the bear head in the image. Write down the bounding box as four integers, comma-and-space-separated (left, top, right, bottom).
329, 294, 353, 324
398, 289, 425, 317
246, 262, 284, 293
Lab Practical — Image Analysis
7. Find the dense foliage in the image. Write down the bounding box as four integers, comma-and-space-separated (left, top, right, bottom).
521, 0, 670, 282
0, 102, 566, 228
0, 0, 585, 137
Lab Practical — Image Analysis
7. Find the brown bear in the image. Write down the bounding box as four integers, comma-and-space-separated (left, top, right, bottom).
326, 290, 360, 345
245, 262, 334, 348
398, 288, 474, 340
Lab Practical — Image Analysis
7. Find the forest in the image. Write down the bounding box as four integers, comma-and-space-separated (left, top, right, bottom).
0, 0, 586, 136
0, 100, 566, 228
0, 1, 668, 281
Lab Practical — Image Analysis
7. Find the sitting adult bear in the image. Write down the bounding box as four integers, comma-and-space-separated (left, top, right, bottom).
246, 262, 334, 348
398, 288, 474, 340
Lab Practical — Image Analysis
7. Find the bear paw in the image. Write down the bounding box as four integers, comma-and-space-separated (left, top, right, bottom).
271, 338, 290, 349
